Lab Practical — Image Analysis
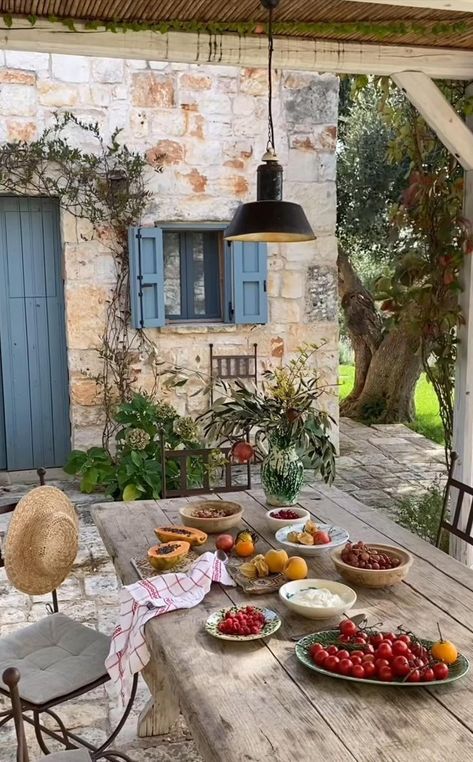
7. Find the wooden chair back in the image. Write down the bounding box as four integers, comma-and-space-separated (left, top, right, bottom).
160, 433, 251, 498
209, 343, 258, 404
2, 668, 29, 762
436, 452, 473, 548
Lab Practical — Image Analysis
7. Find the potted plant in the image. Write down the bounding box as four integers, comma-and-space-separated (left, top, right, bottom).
202, 345, 336, 506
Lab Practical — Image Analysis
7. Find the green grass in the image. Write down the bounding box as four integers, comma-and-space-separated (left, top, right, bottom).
339, 364, 444, 444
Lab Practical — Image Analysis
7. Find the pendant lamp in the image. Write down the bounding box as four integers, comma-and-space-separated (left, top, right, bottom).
225, 0, 315, 243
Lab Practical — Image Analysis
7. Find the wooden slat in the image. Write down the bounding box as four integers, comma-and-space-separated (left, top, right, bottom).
346, 0, 473, 13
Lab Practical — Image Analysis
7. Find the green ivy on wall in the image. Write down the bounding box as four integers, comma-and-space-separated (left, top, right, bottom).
1, 14, 471, 42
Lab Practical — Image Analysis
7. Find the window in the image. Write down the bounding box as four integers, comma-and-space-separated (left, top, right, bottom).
163, 230, 221, 321
128, 225, 268, 329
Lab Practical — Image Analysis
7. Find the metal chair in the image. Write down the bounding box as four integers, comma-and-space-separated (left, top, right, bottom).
209, 342, 258, 405
435, 452, 473, 548
160, 431, 251, 498
3, 666, 91, 761
0, 488, 137, 762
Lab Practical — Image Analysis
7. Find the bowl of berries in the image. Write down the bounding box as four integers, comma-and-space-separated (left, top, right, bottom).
205, 605, 281, 641
331, 541, 413, 587
265, 506, 310, 531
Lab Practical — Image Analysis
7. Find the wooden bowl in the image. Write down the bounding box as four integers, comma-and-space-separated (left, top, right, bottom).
179, 501, 244, 534
331, 544, 413, 588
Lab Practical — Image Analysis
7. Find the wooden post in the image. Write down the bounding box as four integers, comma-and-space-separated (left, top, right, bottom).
452, 85, 473, 565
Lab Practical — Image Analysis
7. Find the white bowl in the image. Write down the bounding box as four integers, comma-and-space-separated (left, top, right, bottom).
279, 578, 357, 620
275, 523, 349, 555
265, 507, 310, 531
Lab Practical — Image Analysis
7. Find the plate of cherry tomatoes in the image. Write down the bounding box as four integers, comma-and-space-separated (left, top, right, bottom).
206, 605, 281, 641
295, 617, 469, 686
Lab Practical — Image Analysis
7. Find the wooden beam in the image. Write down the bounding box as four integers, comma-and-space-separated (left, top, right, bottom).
347, 0, 473, 13
1, 20, 473, 78
392, 71, 473, 169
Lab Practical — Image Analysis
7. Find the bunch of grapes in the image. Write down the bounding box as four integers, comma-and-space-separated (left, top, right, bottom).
341, 541, 400, 570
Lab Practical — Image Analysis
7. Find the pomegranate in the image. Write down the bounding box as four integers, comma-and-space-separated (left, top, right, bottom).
215, 534, 234, 552
231, 441, 254, 464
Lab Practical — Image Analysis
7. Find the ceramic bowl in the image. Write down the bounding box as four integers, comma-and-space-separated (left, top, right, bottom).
275, 523, 349, 555
265, 506, 310, 531
179, 501, 243, 534
279, 578, 357, 620
331, 543, 413, 588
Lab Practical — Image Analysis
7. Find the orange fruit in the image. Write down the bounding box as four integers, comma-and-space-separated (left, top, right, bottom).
235, 540, 255, 558
284, 556, 308, 581
431, 639, 458, 665
265, 549, 289, 574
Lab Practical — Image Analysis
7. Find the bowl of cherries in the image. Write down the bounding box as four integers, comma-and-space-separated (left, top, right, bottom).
331, 541, 413, 587
265, 506, 310, 531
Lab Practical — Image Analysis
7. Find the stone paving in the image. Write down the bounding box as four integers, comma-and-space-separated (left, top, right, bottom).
0, 418, 446, 761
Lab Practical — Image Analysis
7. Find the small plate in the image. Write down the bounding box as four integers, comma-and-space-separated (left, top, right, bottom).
275, 523, 349, 555
295, 630, 470, 686
205, 606, 281, 641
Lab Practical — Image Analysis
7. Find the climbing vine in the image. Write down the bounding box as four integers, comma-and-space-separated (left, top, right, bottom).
0, 113, 163, 446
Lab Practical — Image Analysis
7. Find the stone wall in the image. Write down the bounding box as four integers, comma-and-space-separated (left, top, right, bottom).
0, 51, 339, 451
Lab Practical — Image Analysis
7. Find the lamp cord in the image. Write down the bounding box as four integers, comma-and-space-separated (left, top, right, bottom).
267, 4, 275, 152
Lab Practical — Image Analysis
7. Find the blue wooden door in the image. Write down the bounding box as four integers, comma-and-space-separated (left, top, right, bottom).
0, 197, 70, 470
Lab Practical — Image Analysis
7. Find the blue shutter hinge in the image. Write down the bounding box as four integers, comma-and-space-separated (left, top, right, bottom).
264, 279, 267, 292
136, 227, 145, 329
229, 301, 234, 319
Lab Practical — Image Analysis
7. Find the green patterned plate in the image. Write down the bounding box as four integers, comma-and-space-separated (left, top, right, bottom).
205, 606, 281, 641
295, 630, 470, 686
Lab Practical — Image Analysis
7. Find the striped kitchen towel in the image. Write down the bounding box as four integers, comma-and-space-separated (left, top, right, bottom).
105, 551, 235, 703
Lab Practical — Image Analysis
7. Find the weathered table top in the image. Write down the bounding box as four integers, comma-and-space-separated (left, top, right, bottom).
93, 484, 473, 762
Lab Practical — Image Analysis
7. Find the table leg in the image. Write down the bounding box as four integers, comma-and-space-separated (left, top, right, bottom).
138, 657, 180, 737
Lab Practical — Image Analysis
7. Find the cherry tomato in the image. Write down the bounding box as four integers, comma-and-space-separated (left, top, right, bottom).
351, 656, 362, 666
433, 663, 449, 680
370, 634, 384, 647
392, 640, 409, 656
338, 658, 353, 676
397, 634, 411, 646
362, 654, 375, 663
351, 664, 366, 679
421, 668, 435, 682
376, 642, 393, 660
337, 650, 350, 661
353, 635, 368, 644
407, 669, 420, 683
375, 658, 390, 673
363, 644, 375, 654
327, 645, 339, 656
338, 634, 351, 644
314, 650, 329, 666
350, 650, 365, 660
310, 643, 324, 657
363, 662, 376, 678
324, 655, 340, 672
378, 665, 394, 682
339, 620, 358, 637
383, 632, 396, 642
392, 655, 410, 677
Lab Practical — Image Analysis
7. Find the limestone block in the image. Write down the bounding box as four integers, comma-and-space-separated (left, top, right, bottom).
0, 69, 35, 85
239, 68, 268, 96
181, 91, 232, 116
184, 138, 222, 167
132, 72, 175, 108
148, 61, 171, 71
92, 58, 124, 83
150, 109, 187, 138
51, 54, 90, 83
107, 101, 130, 134
267, 270, 281, 297
64, 243, 95, 280
91, 85, 112, 107
286, 148, 336, 183
4, 51, 49, 71
65, 284, 110, 350
72, 425, 105, 451
0, 84, 36, 116
284, 181, 336, 234
290, 125, 337, 154
148, 139, 185, 166
232, 94, 255, 116
283, 73, 338, 127
205, 117, 232, 138
71, 377, 101, 406
179, 73, 213, 91
305, 265, 338, 322
130, 109, 149, 138
269, 299, 301, 324
68, 349, 104, 377
280, 270, 305, 300
38, 81, 78, 107
6, 119, 37, 142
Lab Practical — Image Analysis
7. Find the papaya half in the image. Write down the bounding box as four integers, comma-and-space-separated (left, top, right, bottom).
154, 525, 208, 546
148, 541, 190, 571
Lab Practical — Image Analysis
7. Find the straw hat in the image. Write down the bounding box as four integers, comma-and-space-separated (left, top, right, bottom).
4, 486, 79, 596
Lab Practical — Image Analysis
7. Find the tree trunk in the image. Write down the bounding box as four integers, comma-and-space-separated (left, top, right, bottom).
338, 251, 423, 423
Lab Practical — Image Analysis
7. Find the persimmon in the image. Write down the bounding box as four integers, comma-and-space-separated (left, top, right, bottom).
284, 556, 308, 580
235, 540, 255, 558
265, 549, 288, 574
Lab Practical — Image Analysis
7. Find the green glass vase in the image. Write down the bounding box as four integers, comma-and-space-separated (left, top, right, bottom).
261, 441, 304, 506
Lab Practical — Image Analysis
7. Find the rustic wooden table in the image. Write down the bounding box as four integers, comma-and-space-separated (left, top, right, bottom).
93, 484, 473, 762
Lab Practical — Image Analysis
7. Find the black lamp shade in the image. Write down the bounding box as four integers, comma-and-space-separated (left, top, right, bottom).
224, 200, 316, 242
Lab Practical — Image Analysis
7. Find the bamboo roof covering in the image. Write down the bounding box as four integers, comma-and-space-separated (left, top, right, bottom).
1, 0, 473, 51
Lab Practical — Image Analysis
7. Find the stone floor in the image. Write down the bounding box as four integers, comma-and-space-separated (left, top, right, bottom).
0, 418, 447, 761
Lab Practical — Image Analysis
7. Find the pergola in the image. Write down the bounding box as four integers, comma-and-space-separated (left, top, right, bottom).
1, 0, 473, 560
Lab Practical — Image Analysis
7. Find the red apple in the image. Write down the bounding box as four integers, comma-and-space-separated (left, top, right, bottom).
215, 534, 234, 552
231, 441, 254, 464
313, 530, 331, 545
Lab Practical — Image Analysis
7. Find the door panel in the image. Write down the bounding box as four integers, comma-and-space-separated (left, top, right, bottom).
0, 197, 70, 470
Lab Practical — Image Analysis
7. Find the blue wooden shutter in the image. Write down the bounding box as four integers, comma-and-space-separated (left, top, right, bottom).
232, 241, 268, 324
129, 227, 165, 328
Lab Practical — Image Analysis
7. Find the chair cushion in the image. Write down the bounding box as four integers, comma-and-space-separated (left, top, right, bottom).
46, 751, 92, 761
0, 613, 110, 705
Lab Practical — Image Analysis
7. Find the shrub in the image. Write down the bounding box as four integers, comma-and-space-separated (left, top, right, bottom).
64, 392, 203, 500
394, 481, 447, 550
